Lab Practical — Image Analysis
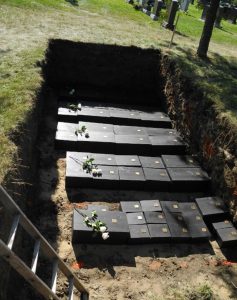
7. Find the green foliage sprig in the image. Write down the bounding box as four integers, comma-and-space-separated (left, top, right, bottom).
67, 103, 82, 112
75, 125, 89, 137
82, 156, 102, 176
75, 208, 109, 240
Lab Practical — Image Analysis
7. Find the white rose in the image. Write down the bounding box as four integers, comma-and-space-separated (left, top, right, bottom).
100, 226, 107, 233
102, 232, 109, 240
97, 169, 102, 176
92, 169, 98, 176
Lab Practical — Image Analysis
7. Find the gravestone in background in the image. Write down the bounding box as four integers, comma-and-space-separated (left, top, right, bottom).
162, 0, 179, 30
215, 6, 224, 28
180, 0, 190, 12
142, 0, 153, 15
228, 7, 237, 24
150, 0, 163, 20
200, 4, 210, 21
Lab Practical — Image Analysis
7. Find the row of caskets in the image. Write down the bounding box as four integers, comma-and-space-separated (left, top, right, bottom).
66, 152, 210, 191
57, 102, 172, 127
72, 197, 237, 246
56, 122, 184, 155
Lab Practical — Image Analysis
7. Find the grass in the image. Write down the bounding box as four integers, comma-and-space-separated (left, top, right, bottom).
0, 0, 237, 182
176, 6, 237, 46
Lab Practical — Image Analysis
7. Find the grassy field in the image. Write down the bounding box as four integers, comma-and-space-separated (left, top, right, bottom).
0, 0, 237, 182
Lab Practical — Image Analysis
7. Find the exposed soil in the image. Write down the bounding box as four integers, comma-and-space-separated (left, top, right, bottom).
32, 86, 237, 300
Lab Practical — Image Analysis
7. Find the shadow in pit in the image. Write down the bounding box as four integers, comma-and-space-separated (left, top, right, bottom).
72, 242, 214, 274
42, 39, 166, 109
65, 0, 79, 6
67, 188, 208, 203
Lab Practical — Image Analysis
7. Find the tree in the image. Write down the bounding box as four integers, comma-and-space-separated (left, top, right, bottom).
197, 0, 221, 58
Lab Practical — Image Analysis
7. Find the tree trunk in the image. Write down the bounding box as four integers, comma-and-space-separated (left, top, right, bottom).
197, 0, 220, 58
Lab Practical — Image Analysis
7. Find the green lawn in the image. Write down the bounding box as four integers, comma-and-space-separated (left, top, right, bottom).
0, 0, 237, 182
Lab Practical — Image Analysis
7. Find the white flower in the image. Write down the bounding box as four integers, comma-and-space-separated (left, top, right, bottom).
69, 89, 75, 95
78, 103, 82, 110
97, 169, 102, 176
92, 168, 98, 176
100, 226, 107, 233
102, 232, 109, 240
84, 216, 89, 222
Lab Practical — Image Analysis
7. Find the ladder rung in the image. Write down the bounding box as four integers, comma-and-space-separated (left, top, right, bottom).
31, 239, 40, 273
68, 277, 74, 300
80, 292, 89, 300
7, 214, 20, 250
0, 186, 89, 298
51, 259, 58, 293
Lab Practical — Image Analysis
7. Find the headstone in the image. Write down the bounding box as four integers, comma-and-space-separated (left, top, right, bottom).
223, 5, 231, 20
142, 0, 152, 15
180, 0, 190, 12
162, 0, 179, 30
150, 0, 163, 20
200, 4, 210, 21
228, 7, 237, 24
215, 6, 224, 28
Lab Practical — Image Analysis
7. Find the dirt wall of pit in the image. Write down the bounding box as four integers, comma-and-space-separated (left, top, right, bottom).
160, 54, 237, 222
1, 39, 237, 300
42, 39, 164, 106
0, 87, 45, 300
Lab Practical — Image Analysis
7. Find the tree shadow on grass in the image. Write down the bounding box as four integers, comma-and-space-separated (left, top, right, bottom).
65, 0, 79, 6
171, 47, 237, 114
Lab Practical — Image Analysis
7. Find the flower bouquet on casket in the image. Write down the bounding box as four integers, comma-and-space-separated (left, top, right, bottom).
75, 208, 109, 240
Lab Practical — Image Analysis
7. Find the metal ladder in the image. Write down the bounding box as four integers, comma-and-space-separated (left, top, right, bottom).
0, 185, 89, 300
